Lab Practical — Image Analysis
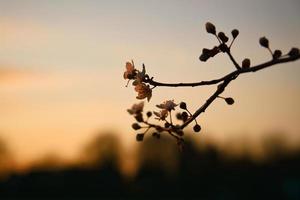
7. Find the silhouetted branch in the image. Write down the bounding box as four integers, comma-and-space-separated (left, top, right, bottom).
145, 54, 300, 88
181, 54, 300, 129
181, 77, 235, 129
226, 50, 241, 70
124, 22, 300, 147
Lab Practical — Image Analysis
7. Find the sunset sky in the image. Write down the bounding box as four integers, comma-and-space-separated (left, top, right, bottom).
0, 0, 300, 166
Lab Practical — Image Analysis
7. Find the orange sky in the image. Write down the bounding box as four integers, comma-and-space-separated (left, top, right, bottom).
0, 0, 300, 166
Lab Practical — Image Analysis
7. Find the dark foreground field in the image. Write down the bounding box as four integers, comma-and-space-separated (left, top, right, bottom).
1, 136, 300, 199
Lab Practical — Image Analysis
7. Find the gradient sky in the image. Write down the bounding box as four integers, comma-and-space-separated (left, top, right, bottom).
0, 0, 300, 165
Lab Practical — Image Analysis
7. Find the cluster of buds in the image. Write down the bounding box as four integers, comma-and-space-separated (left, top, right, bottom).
126, 99, 202, 149
199, 22, 239, 62
238, 36, 300, 70
200, 22, 299, 69
258, 36, 299, 62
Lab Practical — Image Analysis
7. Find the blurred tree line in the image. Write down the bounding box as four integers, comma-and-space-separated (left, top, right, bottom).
0, 131, 300, 199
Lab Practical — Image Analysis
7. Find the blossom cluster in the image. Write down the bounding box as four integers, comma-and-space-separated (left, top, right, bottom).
126, 97, 202, 148
123, 61, 152, 101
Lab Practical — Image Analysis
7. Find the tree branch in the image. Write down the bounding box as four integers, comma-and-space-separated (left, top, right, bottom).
145, 54, 300, 88
179, 54, 300, 129
125, 21, 300, 145
181, 76, 236, 129
142, 55, 300, 130
226, 49, 241, 70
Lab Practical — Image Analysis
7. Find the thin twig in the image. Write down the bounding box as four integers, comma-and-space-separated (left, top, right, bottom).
145, 54, 300, 88
179, 54, 300, 129
181, 77, 235, 129
226, 49, 241, 70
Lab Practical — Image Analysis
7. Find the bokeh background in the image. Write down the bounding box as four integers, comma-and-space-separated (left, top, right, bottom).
0, 0, 300, 199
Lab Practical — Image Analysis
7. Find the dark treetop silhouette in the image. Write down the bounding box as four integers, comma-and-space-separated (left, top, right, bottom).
124, 22, 300, 148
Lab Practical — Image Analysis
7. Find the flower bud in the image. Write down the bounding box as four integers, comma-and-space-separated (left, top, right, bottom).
193, 124, 201, 133
146, 111, 152, 118
132, 123, 141, 130
176, 112, 182, 120
205, 22, 216, 35
231, 29, 239, 39
179, 102, 187, 110
181, 112, 188, 122
242, 58, 251, 69
199, 48, 211, 62
211, 46, 220, 56
218, 32, 229, 43
259, 37, 269, 48
136, 133, 144, 141
219, 43, 228, 52
199, 53, 210, 62
134, 113, 144, 122
225, 97, 235, 105
288, 48, 300, 57
273, 50, 282, 59
202, 48, 211, 54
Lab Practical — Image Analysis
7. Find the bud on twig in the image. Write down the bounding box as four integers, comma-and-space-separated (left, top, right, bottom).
181, 112, 188, 122
273, 50, 282, 59
225, 97, 235, 105
135, 114, 144, 122
231, 29, 239, 39
242, 58, 251, 69
199, 47, 220, 62
179, 102, 187, 110
132, 123, 141, 130
218, 32, 229, 43
193, 124, 201, 133
199, 48, 211, 62
259, 37, 269, 48
288, 48, 300, 57
219, 44, 228, 52
206, 22, 216, 35
176, 112, 182, 120
146, 111, 152, 118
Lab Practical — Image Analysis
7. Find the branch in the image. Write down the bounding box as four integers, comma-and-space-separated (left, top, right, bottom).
181, 76, 235, 129
241, 54, 300, 73
180, 54, 300, 129
146, 54, 300, 88
226, 49, 241, 70
145, 76, 226, 87
141, 54, 300, 137
124, 21, 300, 146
